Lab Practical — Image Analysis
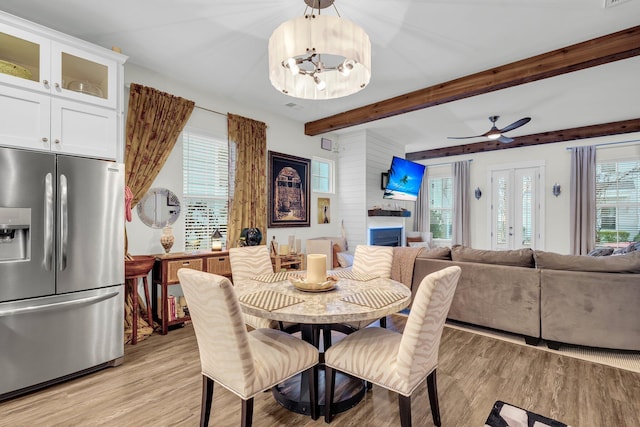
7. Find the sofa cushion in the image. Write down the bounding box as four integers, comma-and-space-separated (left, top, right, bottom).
535, 250, 640, 273
451, 246, 535, 268
416, 247, 451, 260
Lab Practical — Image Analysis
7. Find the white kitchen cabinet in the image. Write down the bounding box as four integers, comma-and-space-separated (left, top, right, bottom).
0, 12, 126, 160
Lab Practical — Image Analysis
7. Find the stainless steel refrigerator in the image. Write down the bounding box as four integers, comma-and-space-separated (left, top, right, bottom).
0, 146, 124, 399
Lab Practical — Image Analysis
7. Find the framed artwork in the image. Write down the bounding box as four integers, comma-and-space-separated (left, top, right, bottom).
268, 151, 311, 228
318, 197, 330, 224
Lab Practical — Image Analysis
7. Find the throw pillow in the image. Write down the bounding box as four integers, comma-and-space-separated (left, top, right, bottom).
406, 236, 423, 243
336, 252, 354, 268
587, 247, 614, 257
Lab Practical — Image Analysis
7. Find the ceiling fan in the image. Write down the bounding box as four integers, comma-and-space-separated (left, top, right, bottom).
448, 115, 531, 144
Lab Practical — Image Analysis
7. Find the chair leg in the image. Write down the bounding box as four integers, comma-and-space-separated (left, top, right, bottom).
200, 375, 214, 427
380, 316, 387, 328
241, 397, 254, 427
309, 365, 319, 420
325, 366, 336, 423
426, 370, 441, 427
398, 394, 412, 427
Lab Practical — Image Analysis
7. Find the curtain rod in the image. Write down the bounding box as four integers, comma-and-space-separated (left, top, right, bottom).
565, 138, 640, 150
124, 83, 227, 117
419, 159, 473, 167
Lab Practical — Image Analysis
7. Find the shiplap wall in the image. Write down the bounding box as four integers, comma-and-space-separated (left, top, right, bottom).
337, 130, 406, 248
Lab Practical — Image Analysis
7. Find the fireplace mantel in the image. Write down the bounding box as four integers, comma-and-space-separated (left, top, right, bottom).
367, 209, 411, 217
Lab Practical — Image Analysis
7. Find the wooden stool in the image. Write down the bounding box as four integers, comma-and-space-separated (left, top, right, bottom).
125, 272, 153, 345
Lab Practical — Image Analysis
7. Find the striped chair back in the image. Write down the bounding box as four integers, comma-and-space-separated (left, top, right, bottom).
352, 245, 394, 278
229, 245, 273, 282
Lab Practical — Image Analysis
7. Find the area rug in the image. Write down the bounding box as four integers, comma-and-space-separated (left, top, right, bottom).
445, 321, 640, 374
485, 400, 570, 427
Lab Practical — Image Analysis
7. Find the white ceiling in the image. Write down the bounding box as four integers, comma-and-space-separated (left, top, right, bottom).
2, 0, 639, 153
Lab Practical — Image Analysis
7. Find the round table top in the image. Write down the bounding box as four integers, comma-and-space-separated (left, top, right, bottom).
234, 272, 411, 324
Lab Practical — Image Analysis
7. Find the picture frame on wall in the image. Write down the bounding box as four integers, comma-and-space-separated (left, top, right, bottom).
268, 151, 311, 228
318, 197, 330, 224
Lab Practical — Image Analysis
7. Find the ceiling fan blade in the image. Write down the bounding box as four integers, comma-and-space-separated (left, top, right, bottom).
497, 135, 514, 144
499, 117, 531, 133
447, 135, 485, 139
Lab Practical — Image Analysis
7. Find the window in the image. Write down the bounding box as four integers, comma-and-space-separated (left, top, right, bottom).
428, 175, 453, 241
596, 159, 640, 248
311, 157, 334, 193
183, 129, 229, 251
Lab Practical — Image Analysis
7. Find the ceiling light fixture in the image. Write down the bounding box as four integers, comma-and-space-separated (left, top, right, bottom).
268, 0, 371, 100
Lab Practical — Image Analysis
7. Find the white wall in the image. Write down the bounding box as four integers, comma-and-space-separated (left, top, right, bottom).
337, 129, 407, 248
124, 63, 341, 257
416, 133, 640, 254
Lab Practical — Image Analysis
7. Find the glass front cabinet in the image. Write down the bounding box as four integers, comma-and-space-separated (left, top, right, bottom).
0, 14, 126, 160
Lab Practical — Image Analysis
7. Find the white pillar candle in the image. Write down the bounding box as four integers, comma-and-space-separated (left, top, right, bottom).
307, 254, 327, 284
279, 244, 289, 255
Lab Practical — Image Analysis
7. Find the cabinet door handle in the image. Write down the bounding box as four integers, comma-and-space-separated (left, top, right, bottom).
42, 137, 48, 142
43, 79, 49, 86
55, 82, 60, 89
54, 139, 61, 144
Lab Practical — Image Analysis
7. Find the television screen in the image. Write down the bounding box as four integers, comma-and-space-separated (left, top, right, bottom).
383, 156, 426, 201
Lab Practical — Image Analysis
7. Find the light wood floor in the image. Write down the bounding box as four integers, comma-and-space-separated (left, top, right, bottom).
2, 315, 640, 426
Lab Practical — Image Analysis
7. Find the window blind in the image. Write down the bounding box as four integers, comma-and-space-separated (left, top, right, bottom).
183, 130, 229, 251
596, 160, 640, 247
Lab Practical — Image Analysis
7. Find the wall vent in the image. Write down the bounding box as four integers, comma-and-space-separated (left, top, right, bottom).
603, 0, 631, 8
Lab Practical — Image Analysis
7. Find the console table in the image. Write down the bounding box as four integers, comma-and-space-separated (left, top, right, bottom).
152, 251, 232, 334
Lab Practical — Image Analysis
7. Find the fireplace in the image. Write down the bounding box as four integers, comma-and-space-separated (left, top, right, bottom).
368, 227, 403, 247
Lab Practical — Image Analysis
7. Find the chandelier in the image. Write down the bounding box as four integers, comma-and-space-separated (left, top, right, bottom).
268, 0, 371, 100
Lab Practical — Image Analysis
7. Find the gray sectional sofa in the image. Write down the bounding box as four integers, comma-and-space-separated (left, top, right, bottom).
410, 246, 640, 351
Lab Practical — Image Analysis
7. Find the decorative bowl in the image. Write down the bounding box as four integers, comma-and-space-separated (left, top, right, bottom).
66, 80, 103, 97
125, 255, 156, 277
0, 59, 32, 80
289, 275, 337, 292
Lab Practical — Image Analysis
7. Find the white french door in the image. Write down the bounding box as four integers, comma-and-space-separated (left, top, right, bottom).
491, 164, 545, 250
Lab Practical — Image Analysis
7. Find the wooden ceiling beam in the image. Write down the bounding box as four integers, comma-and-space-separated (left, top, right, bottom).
405, 118, 640, 161
304, 25, 640, 136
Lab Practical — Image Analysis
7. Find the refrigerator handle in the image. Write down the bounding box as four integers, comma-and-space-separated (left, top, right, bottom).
0, 291, 119, 318
59, 174, 68, 271
44, 173, 54, 271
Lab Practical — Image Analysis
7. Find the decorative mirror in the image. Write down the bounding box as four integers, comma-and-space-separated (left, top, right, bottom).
136, 187, 181, 228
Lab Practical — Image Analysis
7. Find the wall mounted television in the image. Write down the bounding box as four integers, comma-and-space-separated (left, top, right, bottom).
383, 156, 426, 201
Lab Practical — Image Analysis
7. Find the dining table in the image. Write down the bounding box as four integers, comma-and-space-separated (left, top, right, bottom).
234, 269, 412, 417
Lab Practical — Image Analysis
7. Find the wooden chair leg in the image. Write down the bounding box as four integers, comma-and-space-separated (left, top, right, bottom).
309, 365, 319, 420
398, 393, 412, 427
325, 366, 336, 423
201, 375, 214, 427
241, 397, 254, 427
426, 370, 441, 427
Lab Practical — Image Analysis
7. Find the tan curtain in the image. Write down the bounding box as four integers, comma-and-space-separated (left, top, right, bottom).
227, 113, 267, 248
570, 146, 596, 255
452, 160, 471, 246
125, 83, 195, 206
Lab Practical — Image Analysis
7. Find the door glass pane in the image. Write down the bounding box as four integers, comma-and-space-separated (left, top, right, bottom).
0, 32, 40, 82
496, 175, 508, 245
61, 52, 108, 100
521, 175, 533, 247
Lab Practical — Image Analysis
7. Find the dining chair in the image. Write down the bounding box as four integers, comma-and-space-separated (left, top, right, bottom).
177, 268, 319, 426
229, 245, 282, 330
324, 266, 462, 427
346, 244, 394, 329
